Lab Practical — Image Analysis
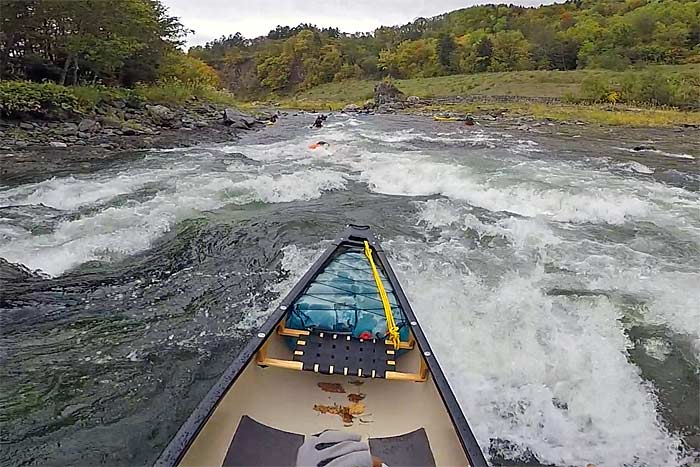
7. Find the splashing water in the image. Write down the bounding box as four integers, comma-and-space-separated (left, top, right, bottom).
1, 114, 698, 466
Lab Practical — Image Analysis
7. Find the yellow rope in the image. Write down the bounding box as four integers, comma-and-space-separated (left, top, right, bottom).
363, 240, 400, 350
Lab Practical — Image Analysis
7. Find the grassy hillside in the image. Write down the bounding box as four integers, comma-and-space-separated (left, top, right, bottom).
294, 64, 700, 103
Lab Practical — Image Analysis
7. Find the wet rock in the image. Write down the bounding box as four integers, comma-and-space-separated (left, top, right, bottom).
406, 95, 421, 105
374, 81, 405, 105
194, 121, 209, 128
19, 122, 34, 130
78, 118, 100, 133
223, 108, 255, 129
15, 141, 29, 148
49, 141, 68, 148
77, 131, 90, 139
633, 144, 656, 151
363, 99, 375, 109
342, 104, 360, 113
146, 104, 176, 126
0, 258, 35, 281
376, 104, 397, 114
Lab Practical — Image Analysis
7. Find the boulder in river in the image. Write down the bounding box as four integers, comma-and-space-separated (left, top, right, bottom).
146, 104, 176, 126
342, 104, 360, 113
49, 141, 68, 148
633, 145, 656, 151
374, 81, 405, 105
222, 108, 256, 129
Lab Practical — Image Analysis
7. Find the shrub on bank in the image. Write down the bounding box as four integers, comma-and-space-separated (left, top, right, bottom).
0, 81, 81, 118
0, 80, 239, 119
578, 70, 700, 107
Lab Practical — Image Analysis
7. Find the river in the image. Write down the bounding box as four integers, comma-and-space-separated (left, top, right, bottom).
1, 114, 698, 466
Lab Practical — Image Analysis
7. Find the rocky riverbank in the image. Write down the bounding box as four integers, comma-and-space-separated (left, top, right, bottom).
0, 101, 266, 151
0, 101, 272, 186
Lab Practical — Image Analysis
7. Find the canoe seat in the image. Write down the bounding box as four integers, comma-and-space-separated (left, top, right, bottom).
293, 331, 396, 378
223, 416, 435, 467
370, 428, 436, 467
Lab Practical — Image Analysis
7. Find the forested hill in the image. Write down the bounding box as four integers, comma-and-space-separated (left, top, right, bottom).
191, 0, 700, 98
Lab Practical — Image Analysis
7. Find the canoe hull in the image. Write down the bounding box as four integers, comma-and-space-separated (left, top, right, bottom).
156, 225, 487, 467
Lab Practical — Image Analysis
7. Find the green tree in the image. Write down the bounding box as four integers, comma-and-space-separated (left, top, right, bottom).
489, 31, 532, 71
256, 53, 290, 91
436, 33, 457, 73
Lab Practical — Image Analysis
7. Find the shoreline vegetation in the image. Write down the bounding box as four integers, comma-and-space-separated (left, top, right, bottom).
1, 0, 700, 148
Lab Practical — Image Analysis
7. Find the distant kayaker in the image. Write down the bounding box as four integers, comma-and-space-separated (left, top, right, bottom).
309, 141, 329, 150
312, 115, 325, 128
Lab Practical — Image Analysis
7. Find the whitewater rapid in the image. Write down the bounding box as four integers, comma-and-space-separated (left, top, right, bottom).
1, 114, 698, 466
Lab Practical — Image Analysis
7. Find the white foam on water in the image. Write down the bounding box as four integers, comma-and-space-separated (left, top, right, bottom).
386, 230, 685, 466
643, 337, 673, 361
615, 147, 696, 160
0, 165, 191, 210
347, 151, 654, 224
226, 170, 347, 204
616, 161, 655, 174
0, 167, 346, 276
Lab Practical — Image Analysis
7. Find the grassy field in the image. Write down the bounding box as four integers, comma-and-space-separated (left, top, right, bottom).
416, 102, 700, 127
287, 64, 700, 126
295, 64, 700, 102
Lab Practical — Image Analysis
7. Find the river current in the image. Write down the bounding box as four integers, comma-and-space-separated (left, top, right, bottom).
1, 114, 698, 466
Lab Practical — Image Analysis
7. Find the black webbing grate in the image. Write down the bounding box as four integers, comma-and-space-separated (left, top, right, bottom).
293, 332, 396, 378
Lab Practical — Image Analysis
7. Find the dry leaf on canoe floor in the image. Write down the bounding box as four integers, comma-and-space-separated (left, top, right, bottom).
317, 382, 345, 393
313, 403, 366, 423
348, 393, 366, 403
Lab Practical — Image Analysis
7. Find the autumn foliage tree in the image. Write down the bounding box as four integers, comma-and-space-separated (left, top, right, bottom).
177, 0, 700, 96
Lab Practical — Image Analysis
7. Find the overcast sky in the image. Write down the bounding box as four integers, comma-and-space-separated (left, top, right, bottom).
162, 0, 558, 48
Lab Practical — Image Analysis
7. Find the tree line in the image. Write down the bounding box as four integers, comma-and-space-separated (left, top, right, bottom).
0, 0, 219, 88
1, 0, 698, 100
189, 0, 700, 97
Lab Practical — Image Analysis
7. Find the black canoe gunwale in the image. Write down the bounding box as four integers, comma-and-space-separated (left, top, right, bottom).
155, 224, 488, 467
